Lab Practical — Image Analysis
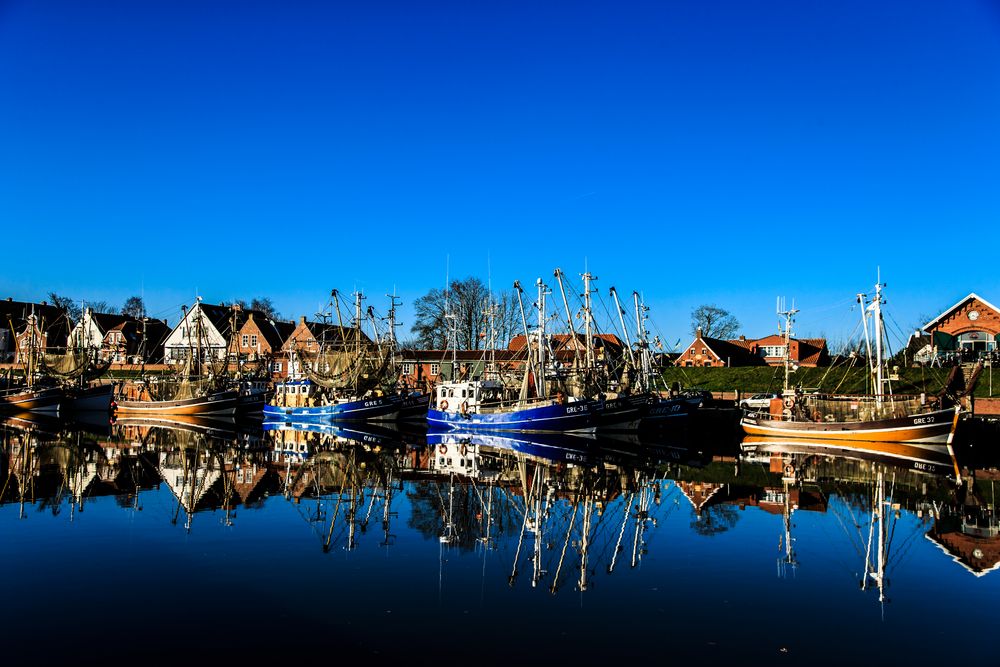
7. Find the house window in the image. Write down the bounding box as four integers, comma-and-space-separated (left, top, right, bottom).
401, 363, 414, 375
760, 345, 787, 358
701, 347, 707, 355
430, 363, 440, 376
272, 362, 282, 373
251, 334, 258, 347
241, 334, 249, 347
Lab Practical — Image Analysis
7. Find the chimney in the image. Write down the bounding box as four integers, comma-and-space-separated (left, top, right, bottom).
739, 335, 746, 341
696, 326, 702, 339
300, 315, 306, 324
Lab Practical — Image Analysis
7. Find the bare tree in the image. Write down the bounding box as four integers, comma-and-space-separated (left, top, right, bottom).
411, 277, 518, 350
250, 297, 280, 320
85, 300, 113, 314
690, 304, 740, 339
121, 295, 146, 318
47, 292, 81, 321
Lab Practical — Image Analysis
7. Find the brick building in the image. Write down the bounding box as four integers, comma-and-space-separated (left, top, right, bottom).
275, 316, 371, 379
922, 292, 1000, 356
101, 318, 171, 364
675, 328, 828, 368
0, 298, 71, 363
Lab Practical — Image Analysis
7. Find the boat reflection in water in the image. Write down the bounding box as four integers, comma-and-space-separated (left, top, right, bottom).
422, 429, 691, 593
3, 415, 1000, 664
739, 434, 996, 610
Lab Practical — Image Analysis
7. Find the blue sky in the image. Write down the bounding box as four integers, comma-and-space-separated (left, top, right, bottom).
2, 0, 998, 348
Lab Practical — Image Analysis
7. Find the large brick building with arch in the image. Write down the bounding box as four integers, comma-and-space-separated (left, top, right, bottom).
923, 293, 1000, 355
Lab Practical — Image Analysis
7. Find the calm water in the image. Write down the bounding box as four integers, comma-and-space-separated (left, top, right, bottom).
2, 415, 998, 665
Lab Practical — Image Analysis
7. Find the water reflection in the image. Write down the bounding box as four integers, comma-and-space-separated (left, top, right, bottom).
2, 414, 999, 642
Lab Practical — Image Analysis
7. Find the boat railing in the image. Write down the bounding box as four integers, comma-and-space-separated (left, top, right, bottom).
478, 394, 572, 413
746, 392, 938, 423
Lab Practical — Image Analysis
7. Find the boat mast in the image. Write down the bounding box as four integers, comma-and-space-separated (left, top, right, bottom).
858, 290, 874, 393
581, 271, 597, 373
777, 297, 798, 394
26, 306, 37, 389
872, 276, 889, 398
353, 291, 365, 359
535, 278, 550, 397
553, 269, 582, 371
513, 281, 532, 401
609, 287, 636, 371
195, 298, 205, 377
139, 316, 148, 375
633, 292, 652, 393
386, 293, 401, 372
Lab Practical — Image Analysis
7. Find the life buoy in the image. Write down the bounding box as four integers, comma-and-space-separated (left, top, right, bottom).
438, 444, 448, 455
784, 464, 794, 476
439, 399, 449, 410
460, 444, 469, 457
783, 397, 794, 408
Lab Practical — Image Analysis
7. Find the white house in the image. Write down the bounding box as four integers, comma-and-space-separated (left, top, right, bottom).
162, 300, 232, 365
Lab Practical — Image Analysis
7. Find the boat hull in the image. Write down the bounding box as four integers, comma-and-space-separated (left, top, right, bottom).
593, 395, 641, 431
740, 407, 958, 444
0, 386, 63, 416
428, 400, 597, 433
115, 390, 240, 417
66, 383, 114, 413
236, 390, 270, 415
263, 394, 400, 421
396, 392, 430, 421
638, 395, 697, 426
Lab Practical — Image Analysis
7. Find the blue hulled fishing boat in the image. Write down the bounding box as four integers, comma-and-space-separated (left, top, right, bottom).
427, 380, 597, 432
263, 380, 400, 421
263, 290, 399, 422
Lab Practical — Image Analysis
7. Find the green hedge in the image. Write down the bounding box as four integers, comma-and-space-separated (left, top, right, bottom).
659, 366, 999, 398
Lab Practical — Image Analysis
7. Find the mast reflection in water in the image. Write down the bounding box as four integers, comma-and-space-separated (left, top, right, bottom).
2, 415, 998, 665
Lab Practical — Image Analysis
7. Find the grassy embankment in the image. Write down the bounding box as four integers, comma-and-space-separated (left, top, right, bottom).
660, 365, 1000, 398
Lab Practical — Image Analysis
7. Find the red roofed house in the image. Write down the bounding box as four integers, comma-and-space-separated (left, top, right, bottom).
922, 292, 1000, 358
675, 328, 829, 368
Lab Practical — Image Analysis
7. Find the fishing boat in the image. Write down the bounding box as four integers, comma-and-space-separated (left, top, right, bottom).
0, 384, 63, 415
40, 310, 115, 413
428, 278, 598, 433
265, 379, 400, 420
263, 290, 399, 422
115, 299, 238, 418
740, 279, 963, 451
0, 308, 65, 416
546, 270, 697, 430
606, 285, 701, 427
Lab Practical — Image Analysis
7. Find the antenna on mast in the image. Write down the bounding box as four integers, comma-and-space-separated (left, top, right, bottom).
777, 297, 799, 393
